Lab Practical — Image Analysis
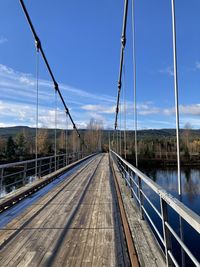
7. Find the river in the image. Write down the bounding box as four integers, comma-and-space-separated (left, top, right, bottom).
139, 165, 200, 266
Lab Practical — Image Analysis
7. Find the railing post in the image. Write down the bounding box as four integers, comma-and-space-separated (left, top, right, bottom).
55, 155, 57, 171
38, 159, 42, 178
124, 163, 127, 186
138, 176, 144, 220
130, 169, 134, 198
0, 168, 4, 196
160, 198, 172, 266
23, 163, 27, 185
49, 157, 52, 174
57, 155, 59, 169
65, 154, 67, 166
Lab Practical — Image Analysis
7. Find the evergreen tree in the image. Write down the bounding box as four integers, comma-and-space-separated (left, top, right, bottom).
6, 136, 16, 160
15, 132, 27, 157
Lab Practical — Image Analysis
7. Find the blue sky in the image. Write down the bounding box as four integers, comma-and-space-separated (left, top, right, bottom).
0, 0, 200, 130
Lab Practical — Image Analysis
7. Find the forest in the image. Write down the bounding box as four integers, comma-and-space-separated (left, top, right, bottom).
0, 122, 200, 166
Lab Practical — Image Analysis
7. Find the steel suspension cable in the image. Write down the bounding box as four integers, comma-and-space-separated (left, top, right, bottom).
131, 0, 138, 167
115, 0, 129, 130
19, 0, 85, 147
35, 44, 39, 178
171, 0, 181, 196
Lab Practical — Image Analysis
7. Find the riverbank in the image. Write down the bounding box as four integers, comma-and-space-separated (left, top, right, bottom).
126, 156, 200, 167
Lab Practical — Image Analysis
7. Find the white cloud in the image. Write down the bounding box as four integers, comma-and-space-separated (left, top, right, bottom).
0, 64, 116, 129
0, 36, 8, 44
81, 104, 115, 114
159, 66, 174, 76
0, 64, 115, 105
195, 61, 200, 70
1, 63, 200, 130
164, 104, 200, 116
137, 103, 160, 115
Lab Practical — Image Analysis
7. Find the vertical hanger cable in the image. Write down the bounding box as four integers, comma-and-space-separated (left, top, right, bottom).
132, 0, 138, 167
35, 45, 39, 178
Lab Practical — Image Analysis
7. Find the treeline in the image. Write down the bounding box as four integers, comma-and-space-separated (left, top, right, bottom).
0, 119, 103, 163
111, 126, 200, 163
1, 122, 200, 164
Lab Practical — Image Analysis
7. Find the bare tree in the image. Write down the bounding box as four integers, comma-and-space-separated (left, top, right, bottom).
182, 122, 192, 157
58, 130, 66, 153
37, 129, 49, 155
84, 118, 103, 153
0, 137, 6, 155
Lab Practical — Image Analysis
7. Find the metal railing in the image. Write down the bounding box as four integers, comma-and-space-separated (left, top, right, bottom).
110, 150, 200, 267
0, 151, 87, 198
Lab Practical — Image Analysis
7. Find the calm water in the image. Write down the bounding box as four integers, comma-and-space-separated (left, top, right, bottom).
142, 166, 200, 214
139, 166, 200, 266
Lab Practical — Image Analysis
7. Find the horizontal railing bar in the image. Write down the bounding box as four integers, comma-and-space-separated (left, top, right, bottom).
168, 250, 180, 267
3, 170, 24, 179
111, 150, 200, 234
0, 154, 67, 169
165, 222, 199, 266
142, 205, 165, 246
130, 176, 139, 188
124, 176, 131, 187
40, 162, 51, 168
131, 188, 140, 203
0, 152, 82, 169
40, 169, 49, 175
141, 190, 162, 219
4, 179, 24, 188
26, 166, 36, 172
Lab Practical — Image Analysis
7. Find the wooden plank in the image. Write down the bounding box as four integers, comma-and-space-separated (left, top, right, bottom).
0, 154, 132, 266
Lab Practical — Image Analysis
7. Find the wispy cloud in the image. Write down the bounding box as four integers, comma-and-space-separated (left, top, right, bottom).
81, 104, 115, 114
0, 36, 8, 45
1, 63, 200, 129
164, 104, 200, 116
137, 103, 160, 115
195, 61, 200, 70
159, 66, 174, 76
0, 63, 116, 128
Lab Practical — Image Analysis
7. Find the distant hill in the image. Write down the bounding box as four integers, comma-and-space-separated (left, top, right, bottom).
0, 126, 200, 141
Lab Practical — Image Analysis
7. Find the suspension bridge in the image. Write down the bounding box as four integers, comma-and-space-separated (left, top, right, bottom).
0, 0, 200, 266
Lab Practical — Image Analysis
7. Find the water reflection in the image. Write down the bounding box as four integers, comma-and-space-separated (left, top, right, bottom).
139, 166, 200, 265
141, 166, 200, 215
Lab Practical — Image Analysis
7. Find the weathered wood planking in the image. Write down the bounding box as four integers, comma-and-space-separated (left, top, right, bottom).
0, 154, 131, 266
112, 157, 166, 267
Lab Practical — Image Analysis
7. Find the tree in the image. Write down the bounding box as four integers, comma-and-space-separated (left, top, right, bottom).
37, 129, 49, 155
6, 136, 16, 160
84, 118, 103, 153
182, 122, 192, 158
58, 130, 66, 153
15, 132, 28, 157
0, 137, 6, 157
72, 129, 80, 153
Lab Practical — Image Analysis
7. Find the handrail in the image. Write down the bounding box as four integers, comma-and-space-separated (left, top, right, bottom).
110, 150, 200, 266
0, 151, 87, 198
0, 152, 80, 169
111, 150, 200, 234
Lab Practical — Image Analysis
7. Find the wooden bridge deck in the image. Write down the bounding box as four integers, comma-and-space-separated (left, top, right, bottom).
0, 154, 131, 266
